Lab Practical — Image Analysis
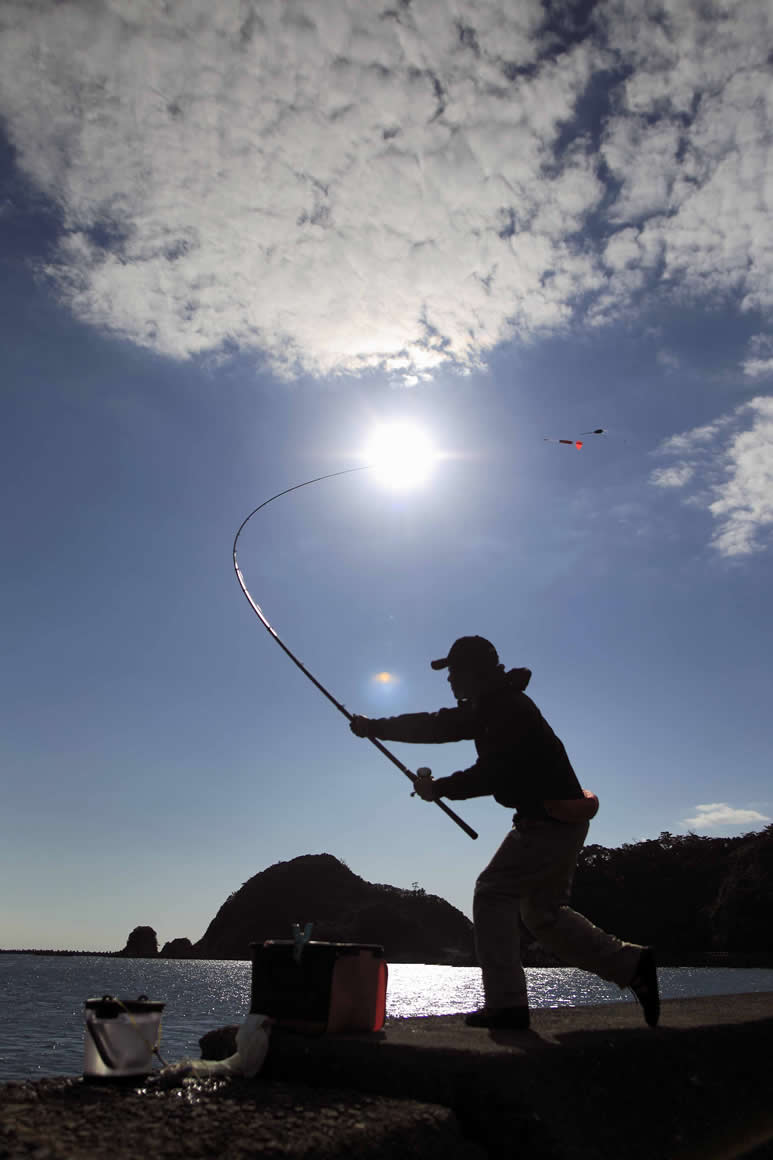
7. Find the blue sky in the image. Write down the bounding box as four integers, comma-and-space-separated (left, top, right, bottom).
2, 0, 772, 951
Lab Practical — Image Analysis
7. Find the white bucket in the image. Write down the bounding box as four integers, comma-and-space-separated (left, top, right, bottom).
83, 995, 165, 1081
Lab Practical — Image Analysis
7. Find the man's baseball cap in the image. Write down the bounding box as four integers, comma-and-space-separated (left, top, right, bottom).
430, 636, 499, 671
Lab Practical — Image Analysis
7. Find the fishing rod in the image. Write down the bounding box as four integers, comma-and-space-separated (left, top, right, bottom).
232, 466, 478, 841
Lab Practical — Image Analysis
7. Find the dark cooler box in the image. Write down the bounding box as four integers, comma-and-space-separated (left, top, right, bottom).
250, 941, 388, 1033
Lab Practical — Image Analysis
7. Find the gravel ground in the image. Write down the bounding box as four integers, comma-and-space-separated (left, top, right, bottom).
0, 1076, 485, 1160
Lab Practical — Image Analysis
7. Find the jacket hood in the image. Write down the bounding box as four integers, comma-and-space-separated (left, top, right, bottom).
506, 666, 532, 692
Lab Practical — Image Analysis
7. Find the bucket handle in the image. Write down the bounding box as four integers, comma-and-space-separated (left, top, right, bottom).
86, 1018, 119, 1071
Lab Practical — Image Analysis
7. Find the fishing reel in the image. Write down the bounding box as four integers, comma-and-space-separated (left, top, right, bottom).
411, 767, 433, 797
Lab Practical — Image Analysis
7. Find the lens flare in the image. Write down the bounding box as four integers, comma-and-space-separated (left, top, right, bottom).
364, 422, 434, 488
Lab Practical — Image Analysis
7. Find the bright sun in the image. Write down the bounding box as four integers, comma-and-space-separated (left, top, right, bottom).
364, 422, 435, 488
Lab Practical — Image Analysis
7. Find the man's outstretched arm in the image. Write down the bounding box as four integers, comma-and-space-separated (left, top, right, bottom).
350, 704, 475, 744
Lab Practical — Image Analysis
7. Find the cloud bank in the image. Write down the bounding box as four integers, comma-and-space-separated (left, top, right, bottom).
682, 802, 771, 831
0, 0, 771, 378
743, 335, 773, 381
650, 397, 773, 556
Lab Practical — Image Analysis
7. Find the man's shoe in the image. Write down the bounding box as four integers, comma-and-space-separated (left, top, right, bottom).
630, 947, 660, 1027
464, 1006, 530, 1030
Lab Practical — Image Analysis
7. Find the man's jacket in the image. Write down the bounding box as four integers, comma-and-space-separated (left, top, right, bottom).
364, 667, 584, 819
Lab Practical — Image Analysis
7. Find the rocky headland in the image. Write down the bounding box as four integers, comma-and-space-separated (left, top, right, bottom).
113, 854, 475, 965
190, 853, 476, 964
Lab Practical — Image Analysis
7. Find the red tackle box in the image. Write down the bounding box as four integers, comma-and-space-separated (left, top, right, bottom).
249, 940, 388, 1034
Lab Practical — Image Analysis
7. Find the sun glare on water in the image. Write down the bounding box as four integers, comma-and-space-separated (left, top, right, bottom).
364, 422, 435, 488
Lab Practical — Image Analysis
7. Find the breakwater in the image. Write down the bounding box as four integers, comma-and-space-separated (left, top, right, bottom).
2, 994, 772, 1158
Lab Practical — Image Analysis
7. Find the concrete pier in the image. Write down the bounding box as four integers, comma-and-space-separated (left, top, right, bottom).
2, 994, 772, 1159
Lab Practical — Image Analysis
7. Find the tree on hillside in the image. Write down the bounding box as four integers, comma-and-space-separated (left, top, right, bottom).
708, 825, 773, 950
572, 832, 749, 950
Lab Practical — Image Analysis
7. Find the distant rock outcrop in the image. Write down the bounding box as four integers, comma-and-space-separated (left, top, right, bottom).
191, 854, 475, 965
160, 937, 194, 958
117, 925, 159, 957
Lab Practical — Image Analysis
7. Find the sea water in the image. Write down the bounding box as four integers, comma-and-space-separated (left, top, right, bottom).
2, 954, 773, 1083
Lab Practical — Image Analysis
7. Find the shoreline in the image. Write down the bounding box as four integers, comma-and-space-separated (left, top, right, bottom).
3, 947, 773, 968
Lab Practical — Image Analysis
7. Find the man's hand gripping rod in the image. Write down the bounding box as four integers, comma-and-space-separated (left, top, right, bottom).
353, 736, 477, 840
232, 468, 478, 841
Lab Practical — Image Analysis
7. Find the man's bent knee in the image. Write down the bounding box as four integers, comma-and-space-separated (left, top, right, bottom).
521, 902, 563, 937
474, 877, 519, 912
475, 873, 513, 897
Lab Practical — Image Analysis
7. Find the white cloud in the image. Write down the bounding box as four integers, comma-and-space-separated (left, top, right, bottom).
743, 335, 773, 380
656, 349, 681, 373
708, 399, 773, 556
651, 396, 773, 556
591, 0, 773, 327
0, 0, 771, 378
658, 418, 733, 456
601, 116, 681, 223
744, 360, 773, 380
650, 464, 694, 488
681, 803, 771, 831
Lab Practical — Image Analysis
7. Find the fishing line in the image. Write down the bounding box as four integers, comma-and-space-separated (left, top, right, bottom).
232, 467, 478, 840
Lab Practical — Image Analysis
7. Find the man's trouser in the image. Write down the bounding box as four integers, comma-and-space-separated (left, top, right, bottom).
473, 818, 642, 1009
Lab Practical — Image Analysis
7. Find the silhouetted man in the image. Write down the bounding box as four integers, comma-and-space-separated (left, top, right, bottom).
351, 636, 659, 1029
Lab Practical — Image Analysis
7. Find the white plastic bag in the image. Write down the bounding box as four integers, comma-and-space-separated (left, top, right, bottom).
159, 1013, 272, 1087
